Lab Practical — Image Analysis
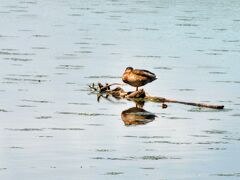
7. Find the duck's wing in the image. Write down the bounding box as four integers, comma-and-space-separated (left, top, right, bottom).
133, 69, 156, 79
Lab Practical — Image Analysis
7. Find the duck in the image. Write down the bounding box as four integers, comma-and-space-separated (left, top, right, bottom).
122, 67, 157, 91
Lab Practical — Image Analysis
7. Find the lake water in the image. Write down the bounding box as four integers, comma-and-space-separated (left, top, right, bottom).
0, 0, 240, 179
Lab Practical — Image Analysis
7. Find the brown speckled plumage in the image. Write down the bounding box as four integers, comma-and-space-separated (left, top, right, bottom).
122, 67, 156, 90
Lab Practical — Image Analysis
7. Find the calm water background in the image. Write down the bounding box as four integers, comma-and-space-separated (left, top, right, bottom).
0, 0, 240, 179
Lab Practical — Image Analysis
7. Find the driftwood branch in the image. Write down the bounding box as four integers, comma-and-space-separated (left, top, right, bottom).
144, 96, 224, 109
88, 83, 224, 109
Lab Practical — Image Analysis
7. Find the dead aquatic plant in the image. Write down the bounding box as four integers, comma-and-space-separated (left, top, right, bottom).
88, 83, 224, 109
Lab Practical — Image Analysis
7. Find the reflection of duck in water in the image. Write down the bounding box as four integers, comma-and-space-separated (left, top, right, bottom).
122, 67, 157, 91
121, 107, 156, 126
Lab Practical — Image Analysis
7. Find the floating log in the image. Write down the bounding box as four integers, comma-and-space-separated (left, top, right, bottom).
144, 96, 224, 109
88, 83, 224, 109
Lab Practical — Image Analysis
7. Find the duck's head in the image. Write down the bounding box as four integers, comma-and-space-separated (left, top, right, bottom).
125, 67, 133, 73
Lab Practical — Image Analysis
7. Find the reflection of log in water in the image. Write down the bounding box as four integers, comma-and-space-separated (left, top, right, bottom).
121, 107, 156, 126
